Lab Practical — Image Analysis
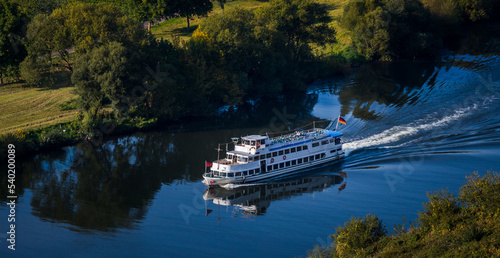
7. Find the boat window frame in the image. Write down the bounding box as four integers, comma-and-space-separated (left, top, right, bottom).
279, 163, 284, 168
266, 153, 272, 158
228, 173, 234, 177
298, 159, 303, 164
243, 171, 248, 176
312, 142, 320, 147
267, 165, 272, 171
285, 149, 290, 154
292, 160, 297, 165
321, 140, 329, 145
273, 164, 278, 170
236, 172, 242, 177
297, 146, 302, 151
315, 154, 320, 159
310, 155, 314, 161
272, 152, 278, 157
304, 157, 309, 162
303, 145, 308, 150
260, 154, 265, 160
330, 138, 334, 143
279, 150, 284, 155
291, 148, 296, 153
249, 157, 253, 162
285, 161, 290, 166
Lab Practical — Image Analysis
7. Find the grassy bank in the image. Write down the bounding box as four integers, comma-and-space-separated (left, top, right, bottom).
308, 171, 500, 257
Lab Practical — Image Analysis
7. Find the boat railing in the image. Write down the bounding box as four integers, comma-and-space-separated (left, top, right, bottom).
268, 128, 328, 146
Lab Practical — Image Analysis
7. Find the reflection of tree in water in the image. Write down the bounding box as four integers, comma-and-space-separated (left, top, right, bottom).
337, 61, 438, 120
17, 91, 323, 231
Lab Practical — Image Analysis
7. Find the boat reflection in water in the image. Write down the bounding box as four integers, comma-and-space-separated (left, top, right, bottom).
203, 173, 345, 216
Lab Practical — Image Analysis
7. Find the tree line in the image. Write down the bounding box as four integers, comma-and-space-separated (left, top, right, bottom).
1, 0, 500, 135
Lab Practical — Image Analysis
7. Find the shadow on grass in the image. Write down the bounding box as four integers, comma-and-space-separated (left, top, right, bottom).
36, 71, 73, 91
171, 24, 199, 38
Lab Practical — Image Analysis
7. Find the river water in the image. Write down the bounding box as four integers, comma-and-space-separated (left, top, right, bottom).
1, 27, 500, 257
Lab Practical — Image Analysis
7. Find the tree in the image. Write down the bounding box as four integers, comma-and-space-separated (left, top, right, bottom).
0, 0, 28, 84
72, 41, 130, 133
124, 0, 167, 31
341, 0, 436, 60
21, 2, 147, 84
170, 0, 213, 30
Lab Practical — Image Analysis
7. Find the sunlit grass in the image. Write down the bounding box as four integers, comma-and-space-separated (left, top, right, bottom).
0, 80, 77, 133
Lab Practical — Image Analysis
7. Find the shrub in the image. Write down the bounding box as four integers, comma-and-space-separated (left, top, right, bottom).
331, 214, 387, 256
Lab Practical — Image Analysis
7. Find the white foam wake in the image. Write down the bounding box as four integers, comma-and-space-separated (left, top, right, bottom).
343, 106, 474, 151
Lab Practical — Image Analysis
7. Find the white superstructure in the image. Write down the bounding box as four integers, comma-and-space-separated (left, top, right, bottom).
202, 127, 345, 186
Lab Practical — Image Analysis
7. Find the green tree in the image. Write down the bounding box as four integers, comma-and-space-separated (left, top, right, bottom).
341, 0, 436, 60
21, 2, 147, 85
72, 41, 130, 133
0, 0, 28, 84
124, 0, 166, 31
171, 0, 213, 29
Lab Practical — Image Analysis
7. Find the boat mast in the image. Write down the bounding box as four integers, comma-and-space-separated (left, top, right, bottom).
217, 143, 221, 169
335, 114, 340, 131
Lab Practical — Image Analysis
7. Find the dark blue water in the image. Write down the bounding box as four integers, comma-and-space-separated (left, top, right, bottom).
2, 33, 500, 256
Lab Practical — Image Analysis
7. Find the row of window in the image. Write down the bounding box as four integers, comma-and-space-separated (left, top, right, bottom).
213, 168, 261, 178
266, 153, 327, 171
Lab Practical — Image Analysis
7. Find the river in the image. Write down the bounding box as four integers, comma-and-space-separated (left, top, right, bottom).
1, 26, 500, 257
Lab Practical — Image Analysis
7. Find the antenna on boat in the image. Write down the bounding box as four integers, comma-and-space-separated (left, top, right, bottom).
216, 143, 221, 169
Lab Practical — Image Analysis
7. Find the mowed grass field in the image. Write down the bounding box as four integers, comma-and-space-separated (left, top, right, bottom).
0, 82, 77, 133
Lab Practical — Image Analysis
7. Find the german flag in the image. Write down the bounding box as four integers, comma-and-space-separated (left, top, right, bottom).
339, 117, 347, 125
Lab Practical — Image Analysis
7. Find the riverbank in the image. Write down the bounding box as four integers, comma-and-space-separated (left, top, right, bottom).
308, 171, 500, 257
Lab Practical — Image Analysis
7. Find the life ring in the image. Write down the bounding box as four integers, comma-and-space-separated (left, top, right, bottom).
271, 158, 274, 163
283, 155, 286, 160
251, 147, 256, 150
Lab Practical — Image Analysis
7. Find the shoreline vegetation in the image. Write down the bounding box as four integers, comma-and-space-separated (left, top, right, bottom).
308, 171, 500, 257
1, 0, 500, 161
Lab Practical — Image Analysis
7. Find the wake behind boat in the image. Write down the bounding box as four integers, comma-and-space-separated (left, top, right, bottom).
202, 119, 346, 186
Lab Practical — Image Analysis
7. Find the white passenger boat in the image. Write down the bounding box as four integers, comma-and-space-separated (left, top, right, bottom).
202, 122, 345, 186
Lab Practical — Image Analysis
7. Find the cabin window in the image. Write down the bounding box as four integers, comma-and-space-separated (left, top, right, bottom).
304, 157, 309, 162
249, 157, 253, 162
260, 154, 265, 159
297, 146, 302, 151
285, 149, 290, 154
312, 142, 319, 147
298, 159, 303, 164
244, 140, 250, 145
267, 166, 272, 171
272, 152, 278, 157
292, 160, 297, 165
279, 150, 284, 155
273, 164, 278, 170
254, 156, 259, 161
310, 155, 314, 161
266, 153, 272, 158
303, 145, 308, 150
220, 172, 226, 177
243, 171, 248, 176
322, 140, 329, 145
280, 163, 284, 168
330, 138, 334, 143
337, 148, 342, 151
237, 156, 248, 163
286, 161, 290, 166
291, 148, 296, 153
335, 138, 341, 144
330, 149, 336, 153
256, 168, 260, 173
236, 172, 242, 177
315, 154, 320, 159
213, 171, 219, 176
227, 154, 233, 159
322, 153, 326, 158
228, 173, 234, 177
251, 141, 256, 146
248, 170, 253, 175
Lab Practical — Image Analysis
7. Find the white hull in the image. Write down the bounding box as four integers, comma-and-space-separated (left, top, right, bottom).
203, 151, 345, 186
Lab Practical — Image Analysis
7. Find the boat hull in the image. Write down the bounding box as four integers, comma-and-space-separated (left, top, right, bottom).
203, 152, 345, 187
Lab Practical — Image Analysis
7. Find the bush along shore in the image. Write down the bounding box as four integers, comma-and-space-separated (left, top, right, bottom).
308, 171, 500, 257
